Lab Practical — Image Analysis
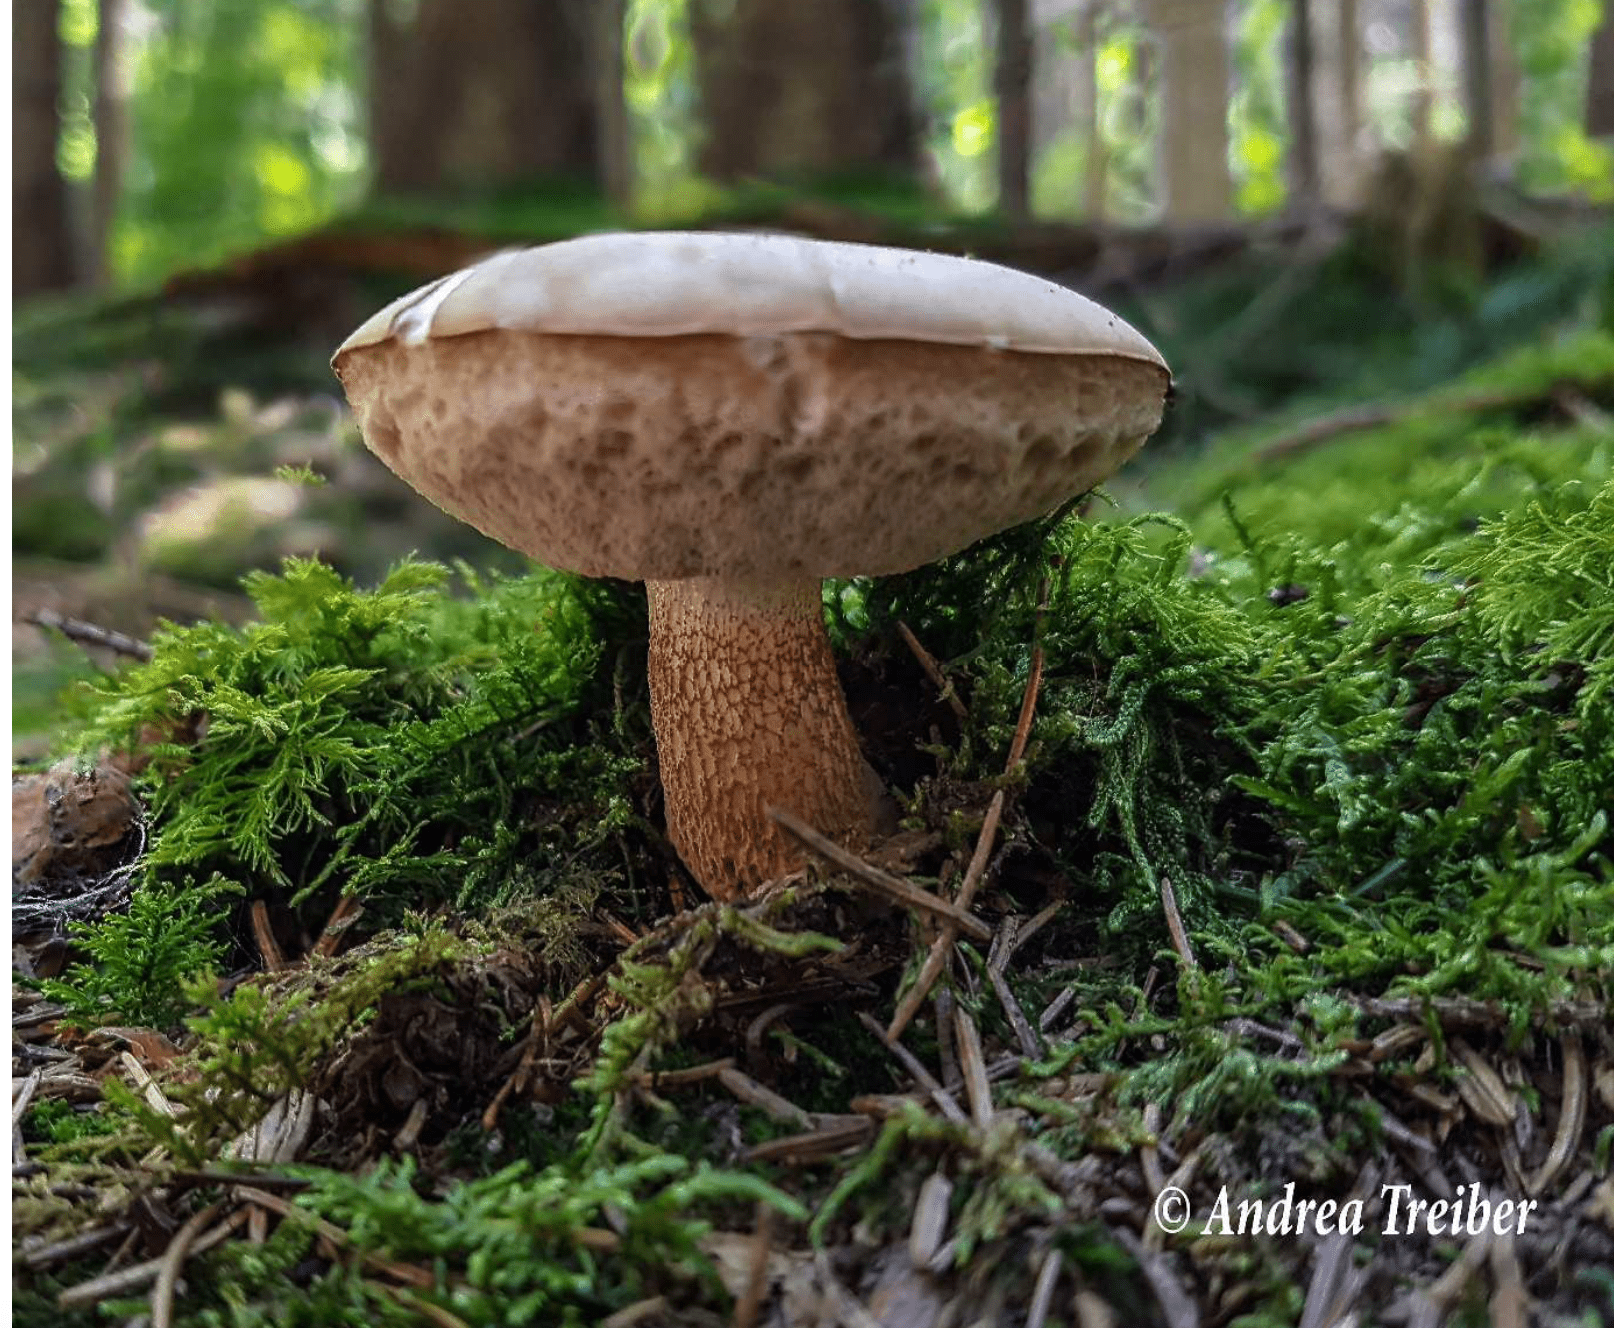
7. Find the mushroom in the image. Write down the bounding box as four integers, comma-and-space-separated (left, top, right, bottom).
331, 231, 1169, 902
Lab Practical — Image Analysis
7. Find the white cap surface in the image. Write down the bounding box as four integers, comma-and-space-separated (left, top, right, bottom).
337, 230, 1167, 366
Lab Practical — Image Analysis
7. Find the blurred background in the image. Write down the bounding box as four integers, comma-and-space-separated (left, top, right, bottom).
13, 0, 1614, 289
12, 0, 1614, 756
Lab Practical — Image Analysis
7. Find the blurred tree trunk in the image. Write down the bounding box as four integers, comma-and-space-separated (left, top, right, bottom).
1293, 0, 1366, 209
14, 0, 79, 298
367, 0, 600, 196
1077, 1, 1108, 218
1409, 0, 1433, 154
1286, 0, 1319, 205
89, 0, 130, 286
995, 0, 1033, 218
591, 0, 633, 206
1458, 0, 1493, 155
1588, 3, 1614, 137
1145, 0, 1234, 221
690, 0, 919, 184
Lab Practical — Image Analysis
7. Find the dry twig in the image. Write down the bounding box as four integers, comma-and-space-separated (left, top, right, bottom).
25, 608, 154, 661
731, 1202, 774, 1328
886, 791, 1004, 1041
250, 900, 287, 971
897, 620, 969, 722
1350, 994, 1611, 1028
953, 1005, 995, 1130
151, 1201, 227, 1328
1113, 1227, 1198, 1328
987, 944, 1042, 1059
58, 1207, 248, 1310
856, 1011, 968, 1125
743, 1116, 873, 1164
1528, 1032, 1586, 1196
1026, 1247, 1065, 1328
909, 1173, 953, 1266
313, 894, 365, 958
718, 1065, 813, 1130
1158, 876, 1198, 972
769, 807, 991, 941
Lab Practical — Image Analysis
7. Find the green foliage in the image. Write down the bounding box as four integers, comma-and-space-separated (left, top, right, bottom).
1127, 224, 1614, 453
21, 1099, 124, 1152
1228, 0, 1290, 214
1510, 0, 1614, 200
62, 557, 642, 925
582, 890, 841, 1111
115, 0, 368, 285
40, 874, 241, 1030
198, 1154, 805, 1326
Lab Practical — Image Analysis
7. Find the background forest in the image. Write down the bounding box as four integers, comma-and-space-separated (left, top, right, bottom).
14, 0, 1614, 296
12, 2, 1614, 1326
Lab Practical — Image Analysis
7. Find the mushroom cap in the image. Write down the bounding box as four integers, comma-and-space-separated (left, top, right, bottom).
333, 231, 1170, 581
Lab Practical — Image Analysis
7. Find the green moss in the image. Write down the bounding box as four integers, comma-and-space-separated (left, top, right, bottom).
54, 558, 647, 941
41, 874, 241, 1031
188, 1153, 803, 1327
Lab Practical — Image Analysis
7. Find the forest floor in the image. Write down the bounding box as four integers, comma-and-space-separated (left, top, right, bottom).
11, 201, 1614, 1327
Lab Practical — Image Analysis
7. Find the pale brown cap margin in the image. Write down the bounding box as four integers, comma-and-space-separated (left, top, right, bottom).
332, 232, 1171, 584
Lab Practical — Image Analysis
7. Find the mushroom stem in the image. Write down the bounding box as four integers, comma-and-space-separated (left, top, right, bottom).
646, 576, 886, 901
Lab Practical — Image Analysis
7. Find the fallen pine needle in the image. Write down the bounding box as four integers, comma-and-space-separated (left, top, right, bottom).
768, 807, 991, 942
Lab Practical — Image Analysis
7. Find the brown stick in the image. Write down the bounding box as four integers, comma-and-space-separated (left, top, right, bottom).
856, 1012, 969, 1125
25, 609, 153, 661
1005, 644, 1044, 773
885, 791, 1005, 1041
952, 1005, 995, 1131
1158, 875, 1198, 971
897, 620, 969, 722
234, 1186, 438, 1287
150, 1207, 247, 1325
249, 901, 287, 971
1254, 386, 1530, 464
768, 807, 991, 942
313, 894, 364, 958
1348, 995, 1611, 1028
717, 1065, 813, 1130
733, 1202, 774, 1328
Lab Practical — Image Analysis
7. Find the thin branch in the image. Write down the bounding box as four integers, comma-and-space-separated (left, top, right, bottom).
987, 956, 1042, 1060
313, 894, 364, 958
717, 1066, 814, 1130
1348, 995, 1611, 1028
25, 608, 154, 661
151, 1201, 226, 1328
898, 620, 968, 722
886, 791, 1004, 1041
250, 901, 287, 971
1527, 1032, 1586, 1197
1158, 876, 1198, 972
1005, 642, 1044, 774
58, 1207, 247, 1310
732, 1202, 774, 1328
768, 807, 991, 942
952, 1005, 995, 1130
855, 1011, 968, 1125
1254, 386, 1530, 464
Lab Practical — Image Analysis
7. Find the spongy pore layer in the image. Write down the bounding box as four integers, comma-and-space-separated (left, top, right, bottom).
334, 328, 1169, 581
